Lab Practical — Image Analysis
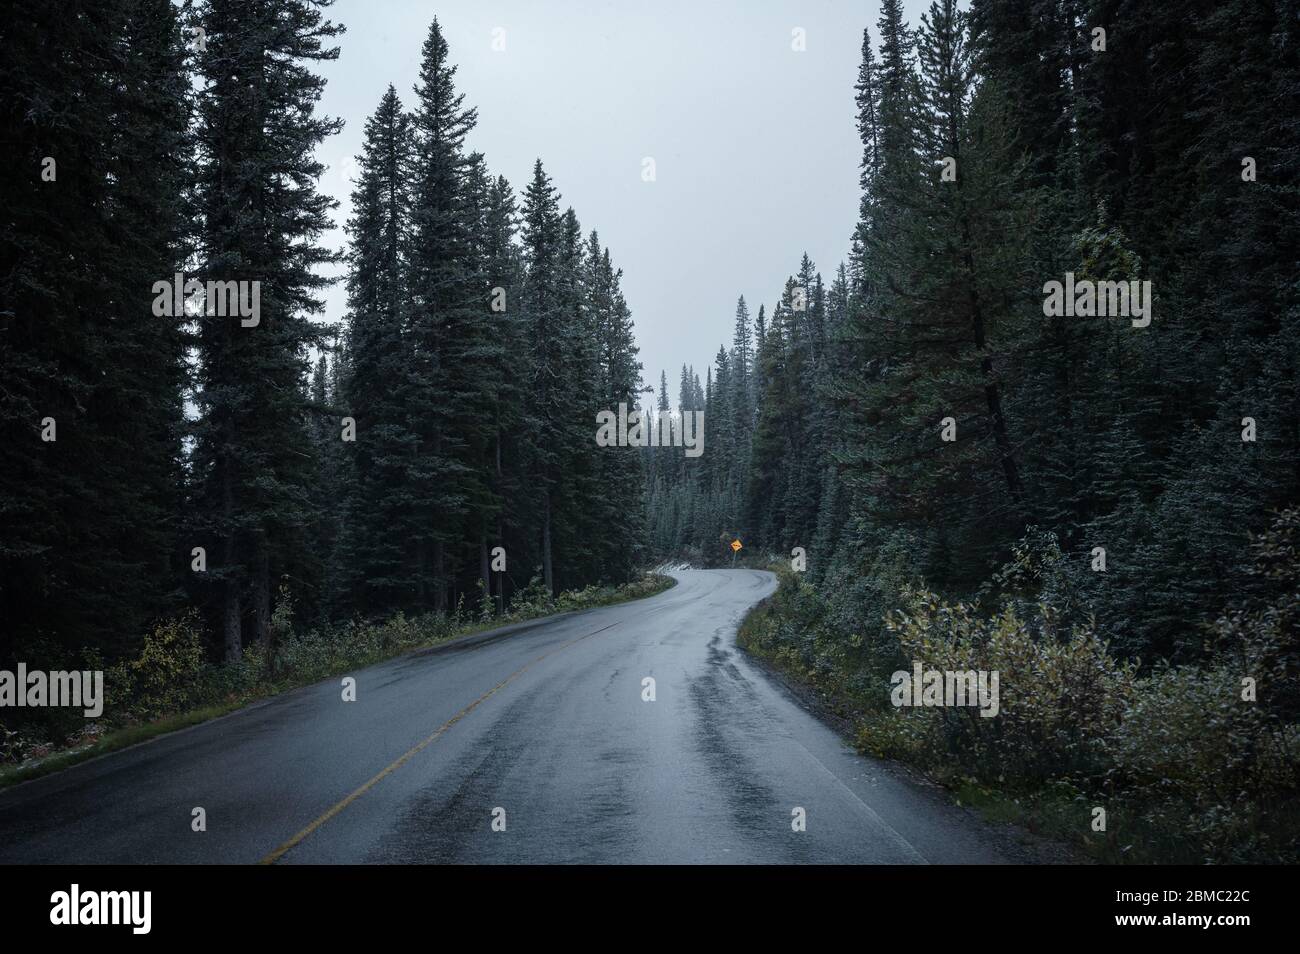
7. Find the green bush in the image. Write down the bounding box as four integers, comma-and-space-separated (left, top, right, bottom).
108, 612, 205, 720
508, 575, 555, 618
744, 516, 1300, 862
1112, 663, 1294, 801
862, 588, 1136, 786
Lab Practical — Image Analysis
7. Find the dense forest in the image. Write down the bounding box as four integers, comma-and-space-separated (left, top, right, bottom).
645, 0, 1300, 860
0, 0, 646, 681
649, 0, 1299, 664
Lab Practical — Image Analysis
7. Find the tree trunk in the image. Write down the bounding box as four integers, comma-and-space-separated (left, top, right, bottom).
251, 538, 271, 645
220, 456, 241, 662
496, 515, 506, 616
956, 159, 1021, 499
494, 429, 505, 614
222, 575, 242, 663
541, 490, 554, 594
433, 539, 446, 613
416, 537, 428, 609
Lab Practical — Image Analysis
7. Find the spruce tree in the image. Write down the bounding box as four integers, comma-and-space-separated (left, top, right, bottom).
339, 85, 416, 616
406, 17, 480, 612
0, 0, 192, 665
520, 160, 565, 592
190, 0, 343, 659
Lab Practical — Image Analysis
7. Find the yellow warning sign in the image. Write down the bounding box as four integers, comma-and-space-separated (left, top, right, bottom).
730, 539, 743, 553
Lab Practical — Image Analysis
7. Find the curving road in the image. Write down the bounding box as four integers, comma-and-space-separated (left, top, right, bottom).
0, 569, 1009, 864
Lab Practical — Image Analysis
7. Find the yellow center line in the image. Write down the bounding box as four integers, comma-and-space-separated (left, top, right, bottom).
258, 620, 622, 865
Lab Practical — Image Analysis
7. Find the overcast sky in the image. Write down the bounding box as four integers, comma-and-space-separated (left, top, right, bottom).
314, 0, 934, 401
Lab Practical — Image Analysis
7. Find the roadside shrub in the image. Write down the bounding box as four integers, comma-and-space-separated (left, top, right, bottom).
508, 575, 555, 618
556, 584, 603, 611
864, 589, 1136, 786
109, 612, 205, 720
1111, 662, 1298, 803
739, 511, 1300, 862
819, 531, 923, 681
0, 726, 35, 765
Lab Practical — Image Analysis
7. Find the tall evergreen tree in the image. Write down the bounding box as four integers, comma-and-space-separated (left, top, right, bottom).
190, 0, 343, 660
339, 85, 415, 616
588, 233, 646, 581
0, 0, 192, 665
478, 173, 528, 608
406, 17, 479, 613
520, 160, 567, 592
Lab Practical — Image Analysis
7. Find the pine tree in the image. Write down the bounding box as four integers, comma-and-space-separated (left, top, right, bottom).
302, 352, 345, 627
730, 295, 754, 473
549, 205, 603, 588
967, 0, 1080, 190
190, 0, 343, 660
339, 85, 416, 616
587, 233, 646, 581
850, 23, 883, 291
520, 160, 566, 592
405, 17, 481, 612
479, 174, 528, 609
0, 0, 192, 665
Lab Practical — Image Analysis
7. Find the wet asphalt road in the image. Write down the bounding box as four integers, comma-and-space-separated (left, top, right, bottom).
0, 569, 1009, 864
